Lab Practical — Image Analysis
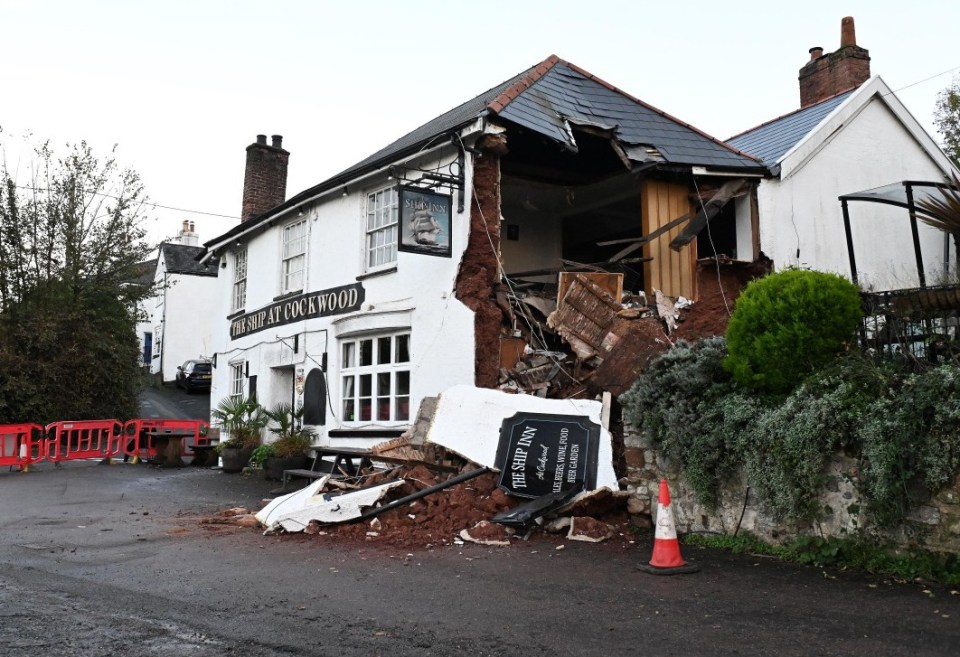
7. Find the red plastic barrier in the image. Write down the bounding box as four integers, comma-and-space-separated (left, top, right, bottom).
0, 424, 46, 471
123, 418, 211, 463
45, 420, 123, 464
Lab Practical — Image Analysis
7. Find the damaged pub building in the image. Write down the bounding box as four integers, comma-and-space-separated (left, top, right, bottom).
200, 35, 956, 540
201, 54, 766, 439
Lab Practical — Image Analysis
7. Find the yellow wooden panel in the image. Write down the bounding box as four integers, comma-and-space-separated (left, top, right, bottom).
641, 179, 696, 299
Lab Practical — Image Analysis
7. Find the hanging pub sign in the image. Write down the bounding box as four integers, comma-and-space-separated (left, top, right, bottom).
495, 412, 600, 499
230, 282, 365, 340
398, 187, 452, 258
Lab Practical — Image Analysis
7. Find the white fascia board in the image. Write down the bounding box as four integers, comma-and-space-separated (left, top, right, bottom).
691, 166, 764, 178
255, 477, 406, 532
779, 76, 958, 181
202, 120, 487, 263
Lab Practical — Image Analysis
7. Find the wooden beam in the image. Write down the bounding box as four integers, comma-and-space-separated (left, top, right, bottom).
669, 179, 750, 251
604, 213, 692, 262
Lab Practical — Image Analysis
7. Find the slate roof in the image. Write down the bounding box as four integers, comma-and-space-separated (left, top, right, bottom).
207, 55, 763, 248
161, 243, 219, 276
491, 58, 761, 169
129, 258, 157, 286
726, 90, 854, 167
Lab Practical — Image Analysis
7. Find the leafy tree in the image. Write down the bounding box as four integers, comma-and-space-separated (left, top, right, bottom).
724, 269, 863, 393
0, 141, 154, 423
934, 74, 960, 166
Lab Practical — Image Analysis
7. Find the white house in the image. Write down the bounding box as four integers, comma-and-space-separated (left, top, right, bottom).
149, 221, 221, 383
200, 58, 766, 446
727, 17, 958, 291
130, 258, 157, 368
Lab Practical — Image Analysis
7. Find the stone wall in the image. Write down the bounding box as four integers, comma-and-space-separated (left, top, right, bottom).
622, 422, 960, 554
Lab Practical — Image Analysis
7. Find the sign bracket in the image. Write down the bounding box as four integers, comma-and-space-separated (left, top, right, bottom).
389, 136, 465, 213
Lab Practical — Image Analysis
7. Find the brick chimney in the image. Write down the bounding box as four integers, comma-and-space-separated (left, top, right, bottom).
798, 16, 871, 108
241, 134, 289, 222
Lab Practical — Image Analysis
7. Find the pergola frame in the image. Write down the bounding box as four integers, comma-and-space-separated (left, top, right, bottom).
838, 180, 957, 289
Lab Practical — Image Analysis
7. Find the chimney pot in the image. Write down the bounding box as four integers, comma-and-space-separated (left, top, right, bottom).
256, 134, 267, 145
189, 220, 195, 233
271, 135, 283, 149
798, 16, 870, 108
182, 220, 189, 233
840, 16, 856, 48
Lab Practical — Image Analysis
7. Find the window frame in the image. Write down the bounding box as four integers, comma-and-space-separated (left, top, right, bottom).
364, 185, 399, 272
232, 248, 247, 312
340, 331, 410, 424
281, 218, 308, 294
229, 361, 245, 401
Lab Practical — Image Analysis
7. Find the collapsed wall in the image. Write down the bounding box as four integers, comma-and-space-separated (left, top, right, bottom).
455, 148, 503, 389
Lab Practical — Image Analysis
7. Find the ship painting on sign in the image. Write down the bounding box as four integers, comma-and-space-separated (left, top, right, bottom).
399, 187, 452, 257
410, 207, 442, 245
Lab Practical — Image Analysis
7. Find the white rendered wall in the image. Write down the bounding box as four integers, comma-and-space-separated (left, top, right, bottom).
157, 273, 220, 381
758, 99, 949, 291
148, 257, 167, 377
210, 146, 477, 446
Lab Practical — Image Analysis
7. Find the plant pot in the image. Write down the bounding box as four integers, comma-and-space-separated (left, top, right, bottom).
220, 446, 255, 474
263, 454, 309, 481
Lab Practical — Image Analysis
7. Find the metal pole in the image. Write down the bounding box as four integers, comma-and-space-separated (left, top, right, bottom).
905, 183, 926, 288
841, 199, 859, 286
944, 233, 950, 278
358, 466, 491, 521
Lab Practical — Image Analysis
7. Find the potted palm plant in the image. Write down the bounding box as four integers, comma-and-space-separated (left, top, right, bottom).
211, 396, 267, 473
261, 403, 315, 481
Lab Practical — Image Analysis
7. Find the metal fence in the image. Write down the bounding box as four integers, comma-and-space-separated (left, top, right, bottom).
860, 285, 960, 365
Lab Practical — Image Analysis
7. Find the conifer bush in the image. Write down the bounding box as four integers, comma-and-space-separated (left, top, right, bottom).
724, 269, 863, 393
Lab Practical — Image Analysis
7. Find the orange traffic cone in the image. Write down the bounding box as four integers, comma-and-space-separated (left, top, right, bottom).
637, 479, 700, 575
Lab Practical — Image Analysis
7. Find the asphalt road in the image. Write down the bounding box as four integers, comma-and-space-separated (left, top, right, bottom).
1, 461, 958, 656
139, 384, 210, 421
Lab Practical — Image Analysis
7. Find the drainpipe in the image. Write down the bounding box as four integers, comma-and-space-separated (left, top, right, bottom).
158, 271, 169, 382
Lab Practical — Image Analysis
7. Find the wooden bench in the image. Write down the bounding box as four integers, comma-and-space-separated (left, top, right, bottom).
280, 446, 374, 491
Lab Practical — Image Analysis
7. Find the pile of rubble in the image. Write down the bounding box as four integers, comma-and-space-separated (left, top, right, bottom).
496, 260, 770, 397
208, 265, 769, 548
265, 464, 637, 549
211, 386, 642, 549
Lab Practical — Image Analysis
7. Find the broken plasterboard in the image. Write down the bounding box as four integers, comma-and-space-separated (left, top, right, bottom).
423, 385, 618, 491
255, 477, 404, 533
655, 289, 678, 334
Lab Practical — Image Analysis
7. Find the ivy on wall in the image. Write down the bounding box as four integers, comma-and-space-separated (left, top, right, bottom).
621, 338, 960, 526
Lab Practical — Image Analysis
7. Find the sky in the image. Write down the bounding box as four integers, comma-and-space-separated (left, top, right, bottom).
2, 0, 958, 248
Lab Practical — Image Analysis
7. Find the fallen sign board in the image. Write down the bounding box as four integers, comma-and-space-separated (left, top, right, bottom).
423, 385, 618, 491
496, 412, 599, 499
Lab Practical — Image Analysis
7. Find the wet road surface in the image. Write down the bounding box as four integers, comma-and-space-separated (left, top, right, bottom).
138, 385, 210, 421
1, 462, 958, 656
